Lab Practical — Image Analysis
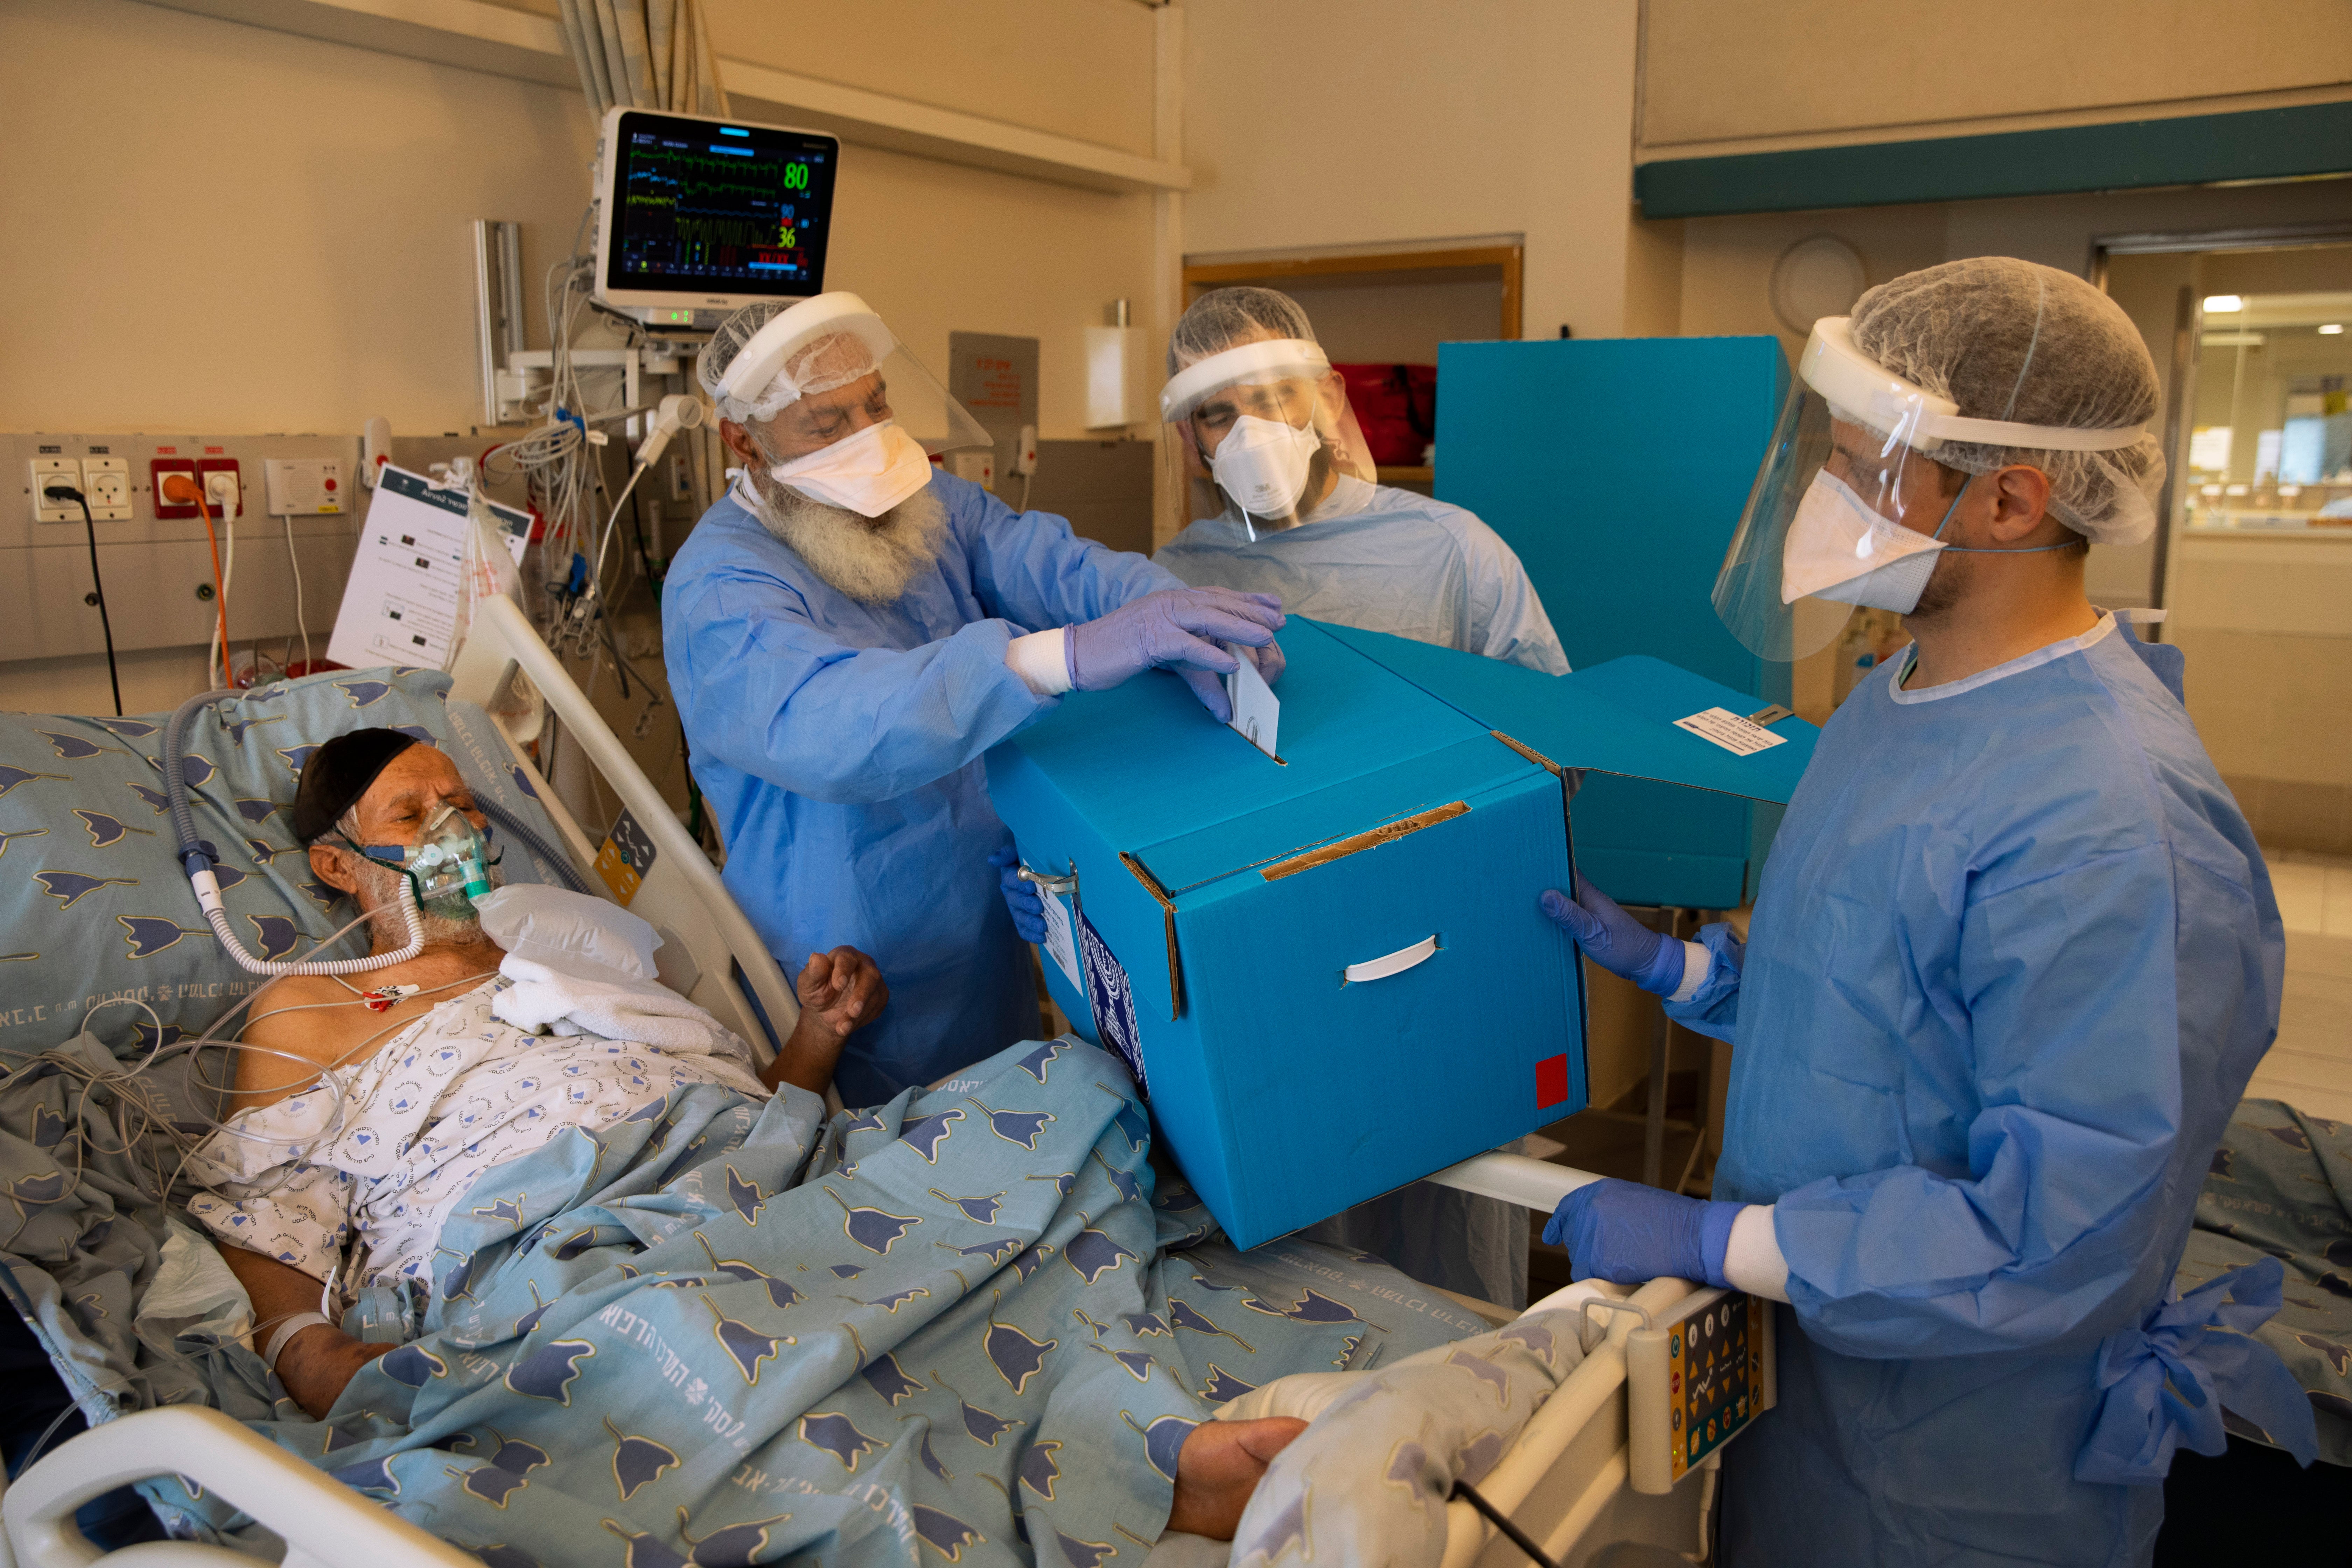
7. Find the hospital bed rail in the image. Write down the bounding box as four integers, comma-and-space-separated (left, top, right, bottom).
444, 594, 800, 1056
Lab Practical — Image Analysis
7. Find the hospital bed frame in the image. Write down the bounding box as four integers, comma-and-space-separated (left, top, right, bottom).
0, 600, 1712, 1568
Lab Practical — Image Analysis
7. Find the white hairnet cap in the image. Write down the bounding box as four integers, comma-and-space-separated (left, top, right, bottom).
698, 293, 897, 425
1162, 286, 1380, 499
1167, 286, 1320, 376
1846, 259, 2164, 546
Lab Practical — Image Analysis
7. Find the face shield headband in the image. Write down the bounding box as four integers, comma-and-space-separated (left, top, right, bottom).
1162, 339, 1343, 539
1710, 316, 2150, 661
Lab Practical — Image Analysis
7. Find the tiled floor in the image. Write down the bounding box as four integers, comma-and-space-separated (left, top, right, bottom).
2249, 850, 2352, 1123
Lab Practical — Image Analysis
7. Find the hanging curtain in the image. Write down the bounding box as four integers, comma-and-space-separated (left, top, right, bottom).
556, 0, 730, 118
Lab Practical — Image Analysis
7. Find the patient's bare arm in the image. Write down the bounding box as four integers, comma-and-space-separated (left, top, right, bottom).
763, 946, 889, 1095
1168, 1418, 1309, 1540
218, 1245, 388, 1420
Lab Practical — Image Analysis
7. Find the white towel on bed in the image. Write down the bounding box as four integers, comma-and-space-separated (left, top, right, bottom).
491, 954, 742, 1055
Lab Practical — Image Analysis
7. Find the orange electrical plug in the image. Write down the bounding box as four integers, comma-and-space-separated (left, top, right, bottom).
159, 472, 233, 681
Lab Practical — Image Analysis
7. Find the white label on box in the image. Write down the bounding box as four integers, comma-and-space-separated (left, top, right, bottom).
1037, 884, 1082, 991
1226, 648, 1280, 758
1674, 707, 1788, 757
1077, 909, 1145, 1094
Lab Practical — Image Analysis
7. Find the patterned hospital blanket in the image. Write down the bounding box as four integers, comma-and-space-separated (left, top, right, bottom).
145, 1035, 1480, 1564
2176, 1098, 2352, 1466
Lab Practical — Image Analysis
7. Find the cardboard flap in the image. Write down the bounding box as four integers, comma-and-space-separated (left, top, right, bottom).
1311, 620, 1818, 805
990, 620, 1489, 855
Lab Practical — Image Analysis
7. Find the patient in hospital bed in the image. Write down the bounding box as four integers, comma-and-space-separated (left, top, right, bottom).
179, 727, 1442, 1553
188, 729, 887, 1408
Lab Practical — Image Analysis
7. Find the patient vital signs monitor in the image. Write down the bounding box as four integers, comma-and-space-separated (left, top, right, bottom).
593, 107, 840, 327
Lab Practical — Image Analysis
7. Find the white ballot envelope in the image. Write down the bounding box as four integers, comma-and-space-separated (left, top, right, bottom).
1225, 647, 1280, 759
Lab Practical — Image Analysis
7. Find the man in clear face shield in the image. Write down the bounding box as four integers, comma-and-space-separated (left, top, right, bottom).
1532, 258, 2316, 1562
1152, 287, 1566, 675
663, 294, 1284, 1102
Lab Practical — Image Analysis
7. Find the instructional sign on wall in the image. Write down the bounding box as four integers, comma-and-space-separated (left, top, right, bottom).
325, 464, 527, 671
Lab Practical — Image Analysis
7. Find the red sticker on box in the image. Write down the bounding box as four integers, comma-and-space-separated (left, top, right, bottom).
1535, 1053, 1569, 1107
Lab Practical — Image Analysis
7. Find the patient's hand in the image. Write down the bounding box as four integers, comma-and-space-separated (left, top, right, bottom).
1168, 1416, 1307, 1540
763, 947, 888, 1094
273, 1322, 392, 1421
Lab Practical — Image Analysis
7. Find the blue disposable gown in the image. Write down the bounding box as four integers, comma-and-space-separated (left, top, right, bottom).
662, 472, 1183, 1103
1665, 617, 2286, 1566
1161, 475, 1565, 1310
1155, 476, 1569, 675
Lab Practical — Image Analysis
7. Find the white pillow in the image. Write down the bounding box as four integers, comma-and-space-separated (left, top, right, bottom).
472, 884, 660, 984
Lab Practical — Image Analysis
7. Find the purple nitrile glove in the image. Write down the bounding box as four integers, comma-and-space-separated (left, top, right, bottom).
986, 845, 1048, 944
1543, 1177, 1742, 1288
1063, 588, 1285, 723
1538, 874, 1684, 996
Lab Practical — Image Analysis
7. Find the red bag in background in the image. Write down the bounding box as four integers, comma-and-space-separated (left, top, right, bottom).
1332, 363, 1437, 468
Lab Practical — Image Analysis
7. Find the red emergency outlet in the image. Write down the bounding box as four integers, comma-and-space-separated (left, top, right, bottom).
196, 457, 243, 518
149, 457, 199, 519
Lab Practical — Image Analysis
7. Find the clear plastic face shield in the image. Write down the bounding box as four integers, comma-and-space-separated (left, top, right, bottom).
342, 803, 496, 915
713, 291, 991, 518
1160, 338, 1379, 539
1710, 317, 2150, 661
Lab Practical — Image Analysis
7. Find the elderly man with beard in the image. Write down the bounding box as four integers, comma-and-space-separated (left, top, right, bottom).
662, 294, 1285, 1102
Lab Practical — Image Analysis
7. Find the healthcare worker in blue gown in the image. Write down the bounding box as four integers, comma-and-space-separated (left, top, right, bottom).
1151, 286, 1567, 677
1536, 259, 2317, 1564
664, 293, 1284, 1103
1006, 287, 1564, 1312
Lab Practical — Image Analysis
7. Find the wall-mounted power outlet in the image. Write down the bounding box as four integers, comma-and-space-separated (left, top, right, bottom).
29, 457, 79, 523
80, 456, 132, 520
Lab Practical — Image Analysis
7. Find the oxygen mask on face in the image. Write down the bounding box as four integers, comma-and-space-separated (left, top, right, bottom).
349, 803, 496, 915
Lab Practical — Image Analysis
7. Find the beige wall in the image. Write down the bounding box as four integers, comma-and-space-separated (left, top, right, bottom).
1182, 0, 1642, 342
482, 0, 1161, 156
0, 0, 1161, 444
1642, 0, 2352, 155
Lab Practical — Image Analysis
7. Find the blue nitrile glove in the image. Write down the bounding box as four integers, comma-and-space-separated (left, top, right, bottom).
1543, 1177, 1743, 1288
1065, 588, 1286, 724
1538, 875, 1684, 995
987, 845, 1048, 944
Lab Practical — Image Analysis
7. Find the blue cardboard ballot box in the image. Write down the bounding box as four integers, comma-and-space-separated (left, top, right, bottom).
985, 618, 1815, 1248
1436, 336, 1794, 909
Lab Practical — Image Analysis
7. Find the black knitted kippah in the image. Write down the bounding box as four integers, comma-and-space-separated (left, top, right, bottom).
291, 728, 419, 844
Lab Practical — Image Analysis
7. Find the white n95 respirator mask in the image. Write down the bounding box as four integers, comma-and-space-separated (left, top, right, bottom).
768, 420, 934, 518
1780, 470, 1950, 615
1211, 414, 1321, 534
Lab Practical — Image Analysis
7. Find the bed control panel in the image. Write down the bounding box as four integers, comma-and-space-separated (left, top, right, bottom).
1625, 1287, 1776, 1493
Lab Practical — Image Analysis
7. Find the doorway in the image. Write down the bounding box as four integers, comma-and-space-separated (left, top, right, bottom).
2100, 230, 2352, 1120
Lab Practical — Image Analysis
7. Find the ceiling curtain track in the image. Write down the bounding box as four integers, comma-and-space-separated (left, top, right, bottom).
557, 0, 731, 118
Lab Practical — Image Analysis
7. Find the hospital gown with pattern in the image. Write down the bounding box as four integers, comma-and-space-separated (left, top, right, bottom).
663, 471, 1183, 1103
1154, 476, 1568, 675
187, 981, 766, 1289
1666, 615, 2289, 1566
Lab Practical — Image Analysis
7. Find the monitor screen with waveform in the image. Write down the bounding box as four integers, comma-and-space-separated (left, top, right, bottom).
597, 110, 839, 313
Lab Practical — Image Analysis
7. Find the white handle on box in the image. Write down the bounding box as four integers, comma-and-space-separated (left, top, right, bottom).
1345, 934, 1438, 984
